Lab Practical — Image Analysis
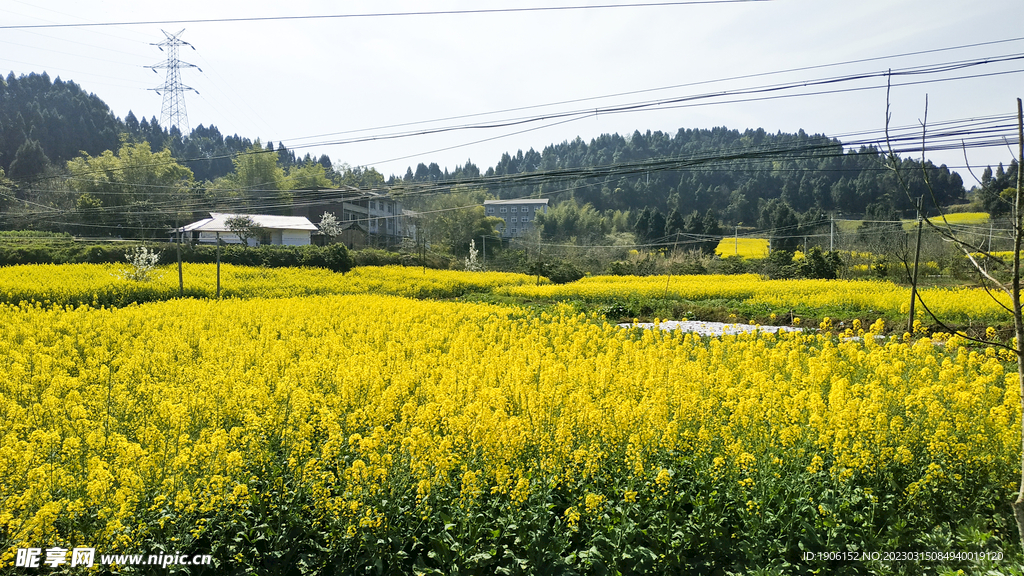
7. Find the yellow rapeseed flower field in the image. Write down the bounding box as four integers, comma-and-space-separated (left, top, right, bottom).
715, 237, 770, 259
0, 290, 1018, 571
497, 274, 1010, 322
0, 264, 543, 307
0, 263, 1010, 325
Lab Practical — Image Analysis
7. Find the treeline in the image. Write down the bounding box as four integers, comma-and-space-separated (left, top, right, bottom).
395, 128, 968, 225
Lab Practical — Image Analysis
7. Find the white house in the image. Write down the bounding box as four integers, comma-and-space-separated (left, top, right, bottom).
177, 213, 318, 246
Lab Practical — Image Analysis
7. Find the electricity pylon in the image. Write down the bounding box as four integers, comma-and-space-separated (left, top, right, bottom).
146, 29, 201, 136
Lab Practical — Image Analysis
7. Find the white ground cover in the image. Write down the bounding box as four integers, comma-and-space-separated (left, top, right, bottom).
618, 320, 804, 337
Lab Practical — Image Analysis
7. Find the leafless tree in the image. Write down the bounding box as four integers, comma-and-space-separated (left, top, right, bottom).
886, 86, 1024, 543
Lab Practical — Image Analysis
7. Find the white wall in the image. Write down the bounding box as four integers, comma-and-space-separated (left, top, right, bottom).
281, 230, 311, 246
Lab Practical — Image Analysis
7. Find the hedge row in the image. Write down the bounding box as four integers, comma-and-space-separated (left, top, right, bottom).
0, 242, 354, 273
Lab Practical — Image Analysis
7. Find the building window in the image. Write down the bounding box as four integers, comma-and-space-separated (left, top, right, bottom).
500, 207, 507, 213
511, 207, 517, 213
521, 216, 528, 223
487, 207, 494, 214
511, 228, 517, 235
387, 204, 393, 214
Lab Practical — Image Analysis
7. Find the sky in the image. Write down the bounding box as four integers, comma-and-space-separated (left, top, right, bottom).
2, 0, 1022, 185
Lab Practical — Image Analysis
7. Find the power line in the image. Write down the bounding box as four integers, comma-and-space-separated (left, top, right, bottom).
283, 36, 1024, 147
0, 1, 773, 30
275, 55, 1024, 159
13, 109, 1017, 200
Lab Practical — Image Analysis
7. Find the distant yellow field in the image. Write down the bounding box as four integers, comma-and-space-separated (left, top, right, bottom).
716, 237, 769, 259
837, 212, 988, 233
902, 211, 988, 230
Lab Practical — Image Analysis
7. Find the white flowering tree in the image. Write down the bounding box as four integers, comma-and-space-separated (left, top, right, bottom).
319, 211, 343, 242
120, 246, 162, 282
464, 239, 483, 271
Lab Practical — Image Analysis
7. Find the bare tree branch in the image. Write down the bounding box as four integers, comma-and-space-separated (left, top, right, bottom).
961, 140, 984, 187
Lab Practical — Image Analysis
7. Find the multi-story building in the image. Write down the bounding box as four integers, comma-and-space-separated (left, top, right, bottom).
484, 199, 549, 238
342, 192, 404, 242
293, 189, 406, 247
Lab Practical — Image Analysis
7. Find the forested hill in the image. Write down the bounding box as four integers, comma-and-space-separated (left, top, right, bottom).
395, 128, 967, 223
0, 72, 324, 183
0, 72, 123, 179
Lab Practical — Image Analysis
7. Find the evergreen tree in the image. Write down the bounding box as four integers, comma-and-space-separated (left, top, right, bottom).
665, 208, 685, 240
648, 209, 666, 245
759, 199, 800, 252
701, 209, 723, 255
633, 207, 651, 243
8, 139, 50, 181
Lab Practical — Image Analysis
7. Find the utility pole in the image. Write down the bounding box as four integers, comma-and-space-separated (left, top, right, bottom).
908, 196, 924, 333
988, 217, 994, 273
830, 215, 835, 252
146, 29, 201, 136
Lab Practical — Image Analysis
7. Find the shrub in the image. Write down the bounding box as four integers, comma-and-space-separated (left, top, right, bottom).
351, 248, 402, 267
320, 243, 354, 273
710, 255, 752, 275
760, 250, 798, 279
798, 247, 843, 280
544, 260, 585, 284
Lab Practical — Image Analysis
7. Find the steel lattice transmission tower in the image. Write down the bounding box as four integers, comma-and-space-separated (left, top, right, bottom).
146, 29, 201, 136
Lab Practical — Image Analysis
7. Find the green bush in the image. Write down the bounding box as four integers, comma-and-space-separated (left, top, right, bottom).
179, 244, 353, 273
761, 250, 799, 279
798, 247, 843, 280
351, 248, 402, 267
710, 255, 753, 275
544, 261, 585, 284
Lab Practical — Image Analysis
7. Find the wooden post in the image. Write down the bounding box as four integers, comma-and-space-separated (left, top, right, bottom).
176, 216, 183, 298
216, 232, 221, 299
